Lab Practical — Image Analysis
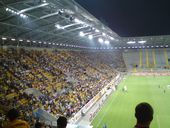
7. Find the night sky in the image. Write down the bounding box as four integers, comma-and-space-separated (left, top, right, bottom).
76, 0, 170, 37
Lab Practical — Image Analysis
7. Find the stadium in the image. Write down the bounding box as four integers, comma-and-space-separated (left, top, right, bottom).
0, 0, 170, 128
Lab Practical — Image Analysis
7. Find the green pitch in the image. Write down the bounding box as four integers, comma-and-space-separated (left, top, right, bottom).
92, 75, 170, 128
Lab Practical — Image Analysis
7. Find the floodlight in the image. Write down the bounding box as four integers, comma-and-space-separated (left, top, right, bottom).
22, 14, 27, 18
98, 38, 103, 43
88, 35, 93, 40
127, 41, 136, 44
110, 37, 114, 40
2, 37, 7, 40
138, 40, 146, 44
79, 31, 85, 37
74, 18, 84, 24
20, 14, 24, 17
104, 40, 110, 45
55, 24, 64, 29
95, 29, 100, 32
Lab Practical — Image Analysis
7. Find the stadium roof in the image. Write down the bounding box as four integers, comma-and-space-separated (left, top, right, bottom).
0, 0, 170, 50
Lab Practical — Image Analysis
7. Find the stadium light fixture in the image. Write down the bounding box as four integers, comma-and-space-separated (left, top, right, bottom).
2, 37, 7, 40
6, 8, 9, 11
11, 38, 15, 41
8, 8, 12, 12
19, 39, 23, 42
79, 31, 85, 37
55, 24, 64, 29
6, 7, 27, 18
104, 40, 110, 45
74, 18, 84, 24
102, 33, 106, 36
88, 35, 93, 40
11, 10, 14, 13
98, 38, 103, 43
20, 14, 24, 17
92, 27, 95, 30
165, 45, 169, 47
95, 29, 100, 32
27, 40, 30, 42
127, 41, 136, 44
110, 37, 114, 40
19, 13, 27, 18
39, 41, 42, 44
138, 40, 146, 44
33, 41, 36, 43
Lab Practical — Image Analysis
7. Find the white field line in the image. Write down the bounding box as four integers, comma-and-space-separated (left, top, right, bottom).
156, 114, 161, 128
95, 92, 118, 128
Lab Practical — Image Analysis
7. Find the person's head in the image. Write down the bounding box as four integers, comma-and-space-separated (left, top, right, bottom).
57, 116, 67, 128
135, 102, 153, 126
35, 122, 45, 128
7, 108, 20, 121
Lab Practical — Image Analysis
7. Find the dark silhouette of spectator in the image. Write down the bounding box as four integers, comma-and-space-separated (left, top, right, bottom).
57, 116, 67, 128
4, 108, 30, 128
35, 122, 45, 128
134, 102, 154, 128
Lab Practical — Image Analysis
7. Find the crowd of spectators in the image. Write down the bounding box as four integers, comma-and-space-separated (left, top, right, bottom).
0, 47, 126, 127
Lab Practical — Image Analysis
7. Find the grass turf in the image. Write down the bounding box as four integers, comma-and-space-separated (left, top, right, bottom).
92, 75, 170, 128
